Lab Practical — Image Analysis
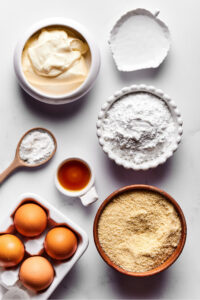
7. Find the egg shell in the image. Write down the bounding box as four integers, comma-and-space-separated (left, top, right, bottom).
19, 256, 54, 292
14, 203, 47, 237
0, 234, 24, 267
44, 227, 78, 260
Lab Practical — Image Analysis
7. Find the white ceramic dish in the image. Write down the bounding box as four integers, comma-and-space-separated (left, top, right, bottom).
97, 85, 183, 171
0, 193, 89, 299
108, 8, 170, 72
14, 18, 101, 105
55, 157, 98, 206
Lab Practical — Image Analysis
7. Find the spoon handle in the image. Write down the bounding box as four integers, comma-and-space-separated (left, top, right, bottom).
0, 159, 21, 184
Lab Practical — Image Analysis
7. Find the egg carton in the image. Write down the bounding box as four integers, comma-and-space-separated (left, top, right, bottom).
0, 193, 89, 299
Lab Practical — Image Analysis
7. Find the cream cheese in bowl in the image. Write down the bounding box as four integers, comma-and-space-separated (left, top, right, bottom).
22, 27, 90, 96
97, 85, 183, 170
14, 18, 100, 104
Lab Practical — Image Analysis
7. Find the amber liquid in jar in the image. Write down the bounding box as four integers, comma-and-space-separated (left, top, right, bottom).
58, 159, 91, 191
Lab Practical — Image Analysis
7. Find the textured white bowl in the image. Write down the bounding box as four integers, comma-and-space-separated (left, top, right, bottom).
108, 8, 170, 72
97, 85, 183, 171
14, 18, 101, 105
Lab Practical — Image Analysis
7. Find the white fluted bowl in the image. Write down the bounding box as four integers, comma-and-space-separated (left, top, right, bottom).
96, 85, 183, 171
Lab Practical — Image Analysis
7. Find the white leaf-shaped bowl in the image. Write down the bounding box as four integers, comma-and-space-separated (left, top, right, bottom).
108, 8, 170, 72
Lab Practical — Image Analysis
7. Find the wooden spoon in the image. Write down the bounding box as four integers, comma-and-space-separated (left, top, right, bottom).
0, 127, 57, 184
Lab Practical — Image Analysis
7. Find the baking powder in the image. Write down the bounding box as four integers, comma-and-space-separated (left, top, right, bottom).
101, 92, 177, 165
19, 129, 55, 165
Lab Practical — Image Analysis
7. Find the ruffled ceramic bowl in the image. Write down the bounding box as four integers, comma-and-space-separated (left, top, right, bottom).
96, 85, 183, 170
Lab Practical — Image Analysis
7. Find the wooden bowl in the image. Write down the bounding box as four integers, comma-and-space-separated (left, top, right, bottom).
93, 184, 187, 277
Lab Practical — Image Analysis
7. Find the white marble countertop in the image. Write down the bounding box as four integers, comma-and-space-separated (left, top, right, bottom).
0, 0, 199, 299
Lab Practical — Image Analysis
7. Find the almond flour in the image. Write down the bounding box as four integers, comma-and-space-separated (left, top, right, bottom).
98, 190, 182, 272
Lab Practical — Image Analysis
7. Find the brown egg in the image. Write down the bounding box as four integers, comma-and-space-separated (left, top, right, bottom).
0, 234, 24, 267
44, 227, 77, 260
14, 203, 47, 237
19, 256, 54, 292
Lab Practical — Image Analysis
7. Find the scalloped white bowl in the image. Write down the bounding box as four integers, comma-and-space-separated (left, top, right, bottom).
96, 85, 183, 171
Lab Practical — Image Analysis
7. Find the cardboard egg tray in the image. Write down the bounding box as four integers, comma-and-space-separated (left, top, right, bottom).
0, 193, 89, 299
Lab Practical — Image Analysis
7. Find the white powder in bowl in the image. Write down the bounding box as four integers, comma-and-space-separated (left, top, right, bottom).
101, 92, 178, 166
19, 129, 55, 165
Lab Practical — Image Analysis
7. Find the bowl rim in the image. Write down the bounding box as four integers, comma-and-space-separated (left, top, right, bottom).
96, 85, 183, 170
93, 184, 187, 277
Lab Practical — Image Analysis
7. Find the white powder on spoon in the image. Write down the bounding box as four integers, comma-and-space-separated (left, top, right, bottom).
101, 92, 177, 165
19, 129, 55, 165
